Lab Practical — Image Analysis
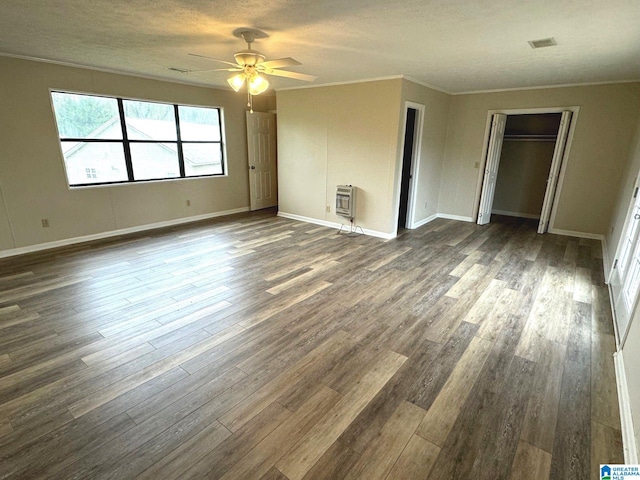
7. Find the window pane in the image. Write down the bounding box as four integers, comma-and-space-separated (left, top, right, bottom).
130, 143, 180, 180
60, 141, 128, 185
178, 106, 221, 141
123, 100, 177, 141
51, 92, 122, 139
183, 143, 223, 176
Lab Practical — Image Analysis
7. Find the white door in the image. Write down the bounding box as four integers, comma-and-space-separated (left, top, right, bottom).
477, 113, 507, 225
538, 111, 572, 233
246, 111, 278, 211
611, 179, 640, 346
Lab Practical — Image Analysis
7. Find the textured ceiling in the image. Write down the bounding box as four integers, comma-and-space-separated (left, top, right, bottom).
0, 0, 639, 94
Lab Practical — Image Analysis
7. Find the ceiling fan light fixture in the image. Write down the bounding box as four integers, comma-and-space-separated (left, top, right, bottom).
248, 74, 269, 95
227, 73, 246, 92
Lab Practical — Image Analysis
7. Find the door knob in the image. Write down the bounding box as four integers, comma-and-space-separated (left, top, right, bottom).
250, 166, 256, 170
635, 213, 640, 220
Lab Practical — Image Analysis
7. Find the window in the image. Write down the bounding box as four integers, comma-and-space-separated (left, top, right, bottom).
51, 92, 225, 186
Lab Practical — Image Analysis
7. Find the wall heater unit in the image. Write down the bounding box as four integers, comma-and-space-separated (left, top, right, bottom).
336, 185, 357, 220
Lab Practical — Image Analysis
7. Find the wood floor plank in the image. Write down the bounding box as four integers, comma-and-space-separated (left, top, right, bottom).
445, 263, 488, 299
549, 360, 591, 480
416, 335, 493, 446
182, 401, 293, 479
475, 286, 519, 341
462, 278, 507, 324
407, 321, 478, 410
275, 349, 407, 480
520, 339, 566, 452
343, 401, 426, 480
218, 331, 352, 432
467, 355, 536, 480
219, 386, 341, 480
0, 417, 13, 438
134, 420, 231, 480
384, 434, 440, 480
591, 333, 620, 429
300, 439, 361, 480
590, 421, 624, 480
68, 323, 246, 418
508, 440, 552, 480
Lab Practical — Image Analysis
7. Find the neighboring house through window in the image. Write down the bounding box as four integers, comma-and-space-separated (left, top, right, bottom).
50, 92, 225, 186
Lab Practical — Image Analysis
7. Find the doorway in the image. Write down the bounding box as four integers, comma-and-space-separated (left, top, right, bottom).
398, 108, 417, 230
396, 102, 424, 233
246, 111, 278, 211
476, 108, 576, 233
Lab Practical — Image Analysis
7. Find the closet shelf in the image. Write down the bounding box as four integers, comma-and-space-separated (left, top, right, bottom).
504, 134, 557, 142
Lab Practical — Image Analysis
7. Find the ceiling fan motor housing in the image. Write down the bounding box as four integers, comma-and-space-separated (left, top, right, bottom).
234, 49, 265, 67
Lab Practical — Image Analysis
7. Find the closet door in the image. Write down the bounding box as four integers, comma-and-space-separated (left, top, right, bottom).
477, 114, 507, 225
538, 111, 572, 233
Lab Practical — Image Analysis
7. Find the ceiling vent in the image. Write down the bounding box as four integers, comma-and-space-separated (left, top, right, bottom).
528, 37, 557, 49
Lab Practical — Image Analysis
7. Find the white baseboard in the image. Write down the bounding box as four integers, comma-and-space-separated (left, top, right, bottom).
0, 207, 250, 259
491, 209, 541, 220
547, 227, 604, 241
437, 213, 474, 222
614, 351, 639, 463
411, 214, 438, 229
277, 211, 395, 240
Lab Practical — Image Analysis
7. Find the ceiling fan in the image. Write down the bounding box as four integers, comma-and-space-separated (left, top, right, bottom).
187, 28, 317, 111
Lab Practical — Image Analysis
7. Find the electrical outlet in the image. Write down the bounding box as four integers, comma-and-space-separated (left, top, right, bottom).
474, 162, 480, 169
326, 205, 330, 213
41, 219, 49, 228
186, 199, 191, 206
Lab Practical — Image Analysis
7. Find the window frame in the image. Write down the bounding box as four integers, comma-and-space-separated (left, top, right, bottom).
50, 90, 226, 188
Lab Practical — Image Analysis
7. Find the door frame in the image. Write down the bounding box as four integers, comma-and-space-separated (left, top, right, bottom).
472, 106, 580, 232
608, 174, 640, 348
393, 101, 425, 235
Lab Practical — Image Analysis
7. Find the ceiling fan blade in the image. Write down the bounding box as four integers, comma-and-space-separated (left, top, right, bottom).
259, 57, 301, 69
188, 53, 239, 68
264, 69, 317, 82
190, 68, 242, 73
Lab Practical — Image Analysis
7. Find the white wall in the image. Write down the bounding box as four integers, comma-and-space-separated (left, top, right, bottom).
439, 83, 640, 235
492, 140, 555, 217
277, 79, 404, 235
276, 78, 451, 236
0, 56, 274, 254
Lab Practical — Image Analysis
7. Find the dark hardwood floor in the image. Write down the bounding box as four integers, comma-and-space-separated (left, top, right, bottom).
0, 210, 623, 479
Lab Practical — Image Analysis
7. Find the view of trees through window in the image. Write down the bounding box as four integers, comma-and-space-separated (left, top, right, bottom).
51, 92, 224, 186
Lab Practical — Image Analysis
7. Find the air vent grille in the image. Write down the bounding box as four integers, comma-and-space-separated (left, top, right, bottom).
528, 37, 557, 49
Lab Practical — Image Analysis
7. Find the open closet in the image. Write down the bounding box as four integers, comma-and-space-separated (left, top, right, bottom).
477, 110, 573, 233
